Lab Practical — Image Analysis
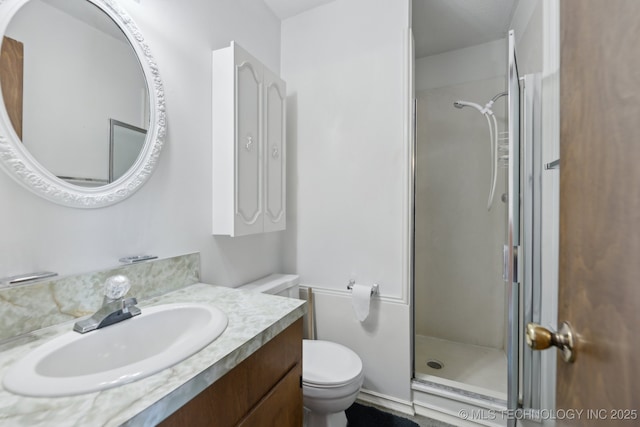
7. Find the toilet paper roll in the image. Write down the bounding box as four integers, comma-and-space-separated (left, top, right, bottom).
351, 283, 371, 321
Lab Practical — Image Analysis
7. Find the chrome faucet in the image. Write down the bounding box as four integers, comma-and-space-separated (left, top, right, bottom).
73, 275, 141, 333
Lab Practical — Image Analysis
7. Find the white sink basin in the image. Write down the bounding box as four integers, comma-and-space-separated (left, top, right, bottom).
3, 303, 228, 397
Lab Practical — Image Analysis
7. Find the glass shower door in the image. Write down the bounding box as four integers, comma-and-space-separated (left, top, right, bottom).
505, 29, 521, 427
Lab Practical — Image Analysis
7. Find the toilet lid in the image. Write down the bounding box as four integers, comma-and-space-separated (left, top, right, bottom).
303, 340, 363, 386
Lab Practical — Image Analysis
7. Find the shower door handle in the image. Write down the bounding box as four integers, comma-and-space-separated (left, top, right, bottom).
526, 322, 576, 363
503, 245, 521, 283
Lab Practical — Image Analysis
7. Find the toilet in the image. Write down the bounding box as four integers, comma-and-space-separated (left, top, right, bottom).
238, 274, 364, 427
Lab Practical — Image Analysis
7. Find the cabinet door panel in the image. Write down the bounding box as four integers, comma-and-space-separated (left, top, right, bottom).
263, 69, 286, 232
159, 319, 302, 427
238, 363, 302, 427
235, 60, 262, 234
212, 41, 286, 236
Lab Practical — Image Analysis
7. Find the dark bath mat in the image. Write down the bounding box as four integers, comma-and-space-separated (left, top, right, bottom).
345, 403, 420, 427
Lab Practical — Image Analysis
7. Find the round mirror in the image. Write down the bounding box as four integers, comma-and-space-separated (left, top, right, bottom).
0, 0, 165, 208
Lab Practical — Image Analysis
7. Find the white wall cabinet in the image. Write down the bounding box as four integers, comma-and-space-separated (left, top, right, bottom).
212, 42, 286, 236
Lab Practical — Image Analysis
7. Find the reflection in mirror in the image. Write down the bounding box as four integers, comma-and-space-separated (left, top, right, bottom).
0, 0, 149, 187
0, 0, 164, 208
0, 36, 22, 140
109, 119, 146, 183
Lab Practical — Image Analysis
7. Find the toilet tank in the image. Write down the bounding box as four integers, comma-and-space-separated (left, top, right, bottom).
238, 274, 300, 299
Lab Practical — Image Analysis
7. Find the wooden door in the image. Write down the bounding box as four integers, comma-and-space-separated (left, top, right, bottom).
0, 36, 23, 140
557, 0, 640, 424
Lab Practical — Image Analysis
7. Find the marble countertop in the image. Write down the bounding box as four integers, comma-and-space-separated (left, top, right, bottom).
0, 283, 306, 426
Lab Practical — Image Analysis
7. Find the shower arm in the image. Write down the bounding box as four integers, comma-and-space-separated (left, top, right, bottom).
453, 91, 507, 211
483, 92, 508, 113
491, 91, 508, 102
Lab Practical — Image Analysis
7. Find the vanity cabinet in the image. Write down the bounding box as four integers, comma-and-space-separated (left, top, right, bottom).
160, 319, 302, 427
212, 41, 286, 237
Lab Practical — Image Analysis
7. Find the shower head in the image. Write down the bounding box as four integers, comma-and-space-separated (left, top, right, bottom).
453, 100, 485, 113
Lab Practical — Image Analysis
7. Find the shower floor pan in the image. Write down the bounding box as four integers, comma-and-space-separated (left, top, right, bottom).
414, 334, 507, 400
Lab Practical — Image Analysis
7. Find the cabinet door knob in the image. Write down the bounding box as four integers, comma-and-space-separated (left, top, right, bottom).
272, 145, 279, 159
245, 136, 254, 151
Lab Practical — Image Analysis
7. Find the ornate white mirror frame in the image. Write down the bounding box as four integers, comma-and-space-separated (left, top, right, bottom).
0, 0, 165, 208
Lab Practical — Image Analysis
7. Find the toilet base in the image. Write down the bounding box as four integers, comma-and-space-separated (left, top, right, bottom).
304, 408, 347, 427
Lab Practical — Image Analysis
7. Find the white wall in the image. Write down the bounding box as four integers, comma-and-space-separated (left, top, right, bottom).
414, 78, 506, 349
413, 40, 507, 350
313, 291, 412, 405
510, 0, 543, 76
281, 0, 413, 403
0, 0, 286, 287
282, 0, 409, 299
7, 0, 145, 181
415, 39, 505, 92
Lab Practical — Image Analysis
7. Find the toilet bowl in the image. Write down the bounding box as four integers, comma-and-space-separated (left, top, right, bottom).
238, 274, 364, 427
302, 339, 364, 427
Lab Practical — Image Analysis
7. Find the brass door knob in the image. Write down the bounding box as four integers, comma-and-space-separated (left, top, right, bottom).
526, 322, 576, 363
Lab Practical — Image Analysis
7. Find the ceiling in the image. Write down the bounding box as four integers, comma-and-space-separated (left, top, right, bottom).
413, 0, 519, 58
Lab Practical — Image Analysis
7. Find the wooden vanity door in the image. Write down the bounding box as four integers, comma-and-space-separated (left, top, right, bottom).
160, 319, 303, 427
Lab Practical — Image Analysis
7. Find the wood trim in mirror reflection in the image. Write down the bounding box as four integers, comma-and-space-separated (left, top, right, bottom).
0, 35, 22, 140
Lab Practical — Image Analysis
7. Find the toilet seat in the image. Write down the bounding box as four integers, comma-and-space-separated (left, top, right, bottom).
303, 339, 363, 387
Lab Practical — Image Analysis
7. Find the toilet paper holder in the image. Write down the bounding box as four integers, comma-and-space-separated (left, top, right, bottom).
347, 280, 379, 296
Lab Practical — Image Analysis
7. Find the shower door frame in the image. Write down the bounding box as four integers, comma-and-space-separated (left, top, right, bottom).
505, 30, 522, 425
507, 33, 545, 425
409, 31, 544, 421
520, 73, 543, 413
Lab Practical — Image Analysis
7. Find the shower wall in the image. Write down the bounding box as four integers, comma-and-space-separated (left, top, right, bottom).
414, 40, 507, 350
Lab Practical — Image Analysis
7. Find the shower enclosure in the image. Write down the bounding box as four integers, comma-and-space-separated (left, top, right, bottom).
412, 29, 541, 423
413, 41, 509, 398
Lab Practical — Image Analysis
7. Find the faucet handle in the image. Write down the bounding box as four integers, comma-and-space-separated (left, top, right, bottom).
104, 275, 131, 300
